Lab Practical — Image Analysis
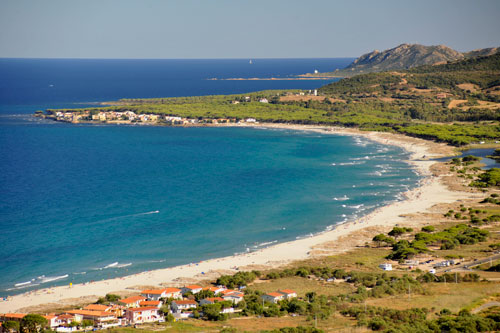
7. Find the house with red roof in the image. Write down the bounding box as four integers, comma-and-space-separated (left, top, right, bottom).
221, 291, 244, 304
0, 313, 26, 322
278, 289, 297, 299
202, 286, 226, 294
141, 288, 182, 300
262, 292, 285, 303
65, 310, 117, 327
181, 285, 203, 295
125, 307, 161, 324
170, 300, 198, 313
83, 304, 112, 312
138, 300, 162, 308
118, 296, 146, 308
199, 297, 224, 306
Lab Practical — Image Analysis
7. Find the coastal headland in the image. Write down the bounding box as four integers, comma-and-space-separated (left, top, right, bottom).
0, 123, 483, 313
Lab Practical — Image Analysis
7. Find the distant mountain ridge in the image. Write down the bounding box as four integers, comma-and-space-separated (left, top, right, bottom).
305, 44, 499, 77
344, 44, 464, 72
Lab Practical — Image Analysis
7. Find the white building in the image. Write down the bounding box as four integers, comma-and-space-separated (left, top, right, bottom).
379, 263, 393, 271
262, 292, 285, 304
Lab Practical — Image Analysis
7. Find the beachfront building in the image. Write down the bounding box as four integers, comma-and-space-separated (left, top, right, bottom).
181, 285, 203, 295
262, 292, 286, 304
221, 291, 244, 304
118, 296, 147, 308
124, 307, 161, 324
202, 286, 226, 294
53, 314, 77, 327
170, 300, 198, 313
278, 289, 297, 300
141, 288, 182, 301
43, 315, 58, 329
138, 300, 162, 308
0, 313, 26, 324
65, 310, 118, 328
83, 304, 112, 312
199, 297, 224, 306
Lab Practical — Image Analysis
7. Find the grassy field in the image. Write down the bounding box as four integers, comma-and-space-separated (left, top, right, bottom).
366, 282, 500, 313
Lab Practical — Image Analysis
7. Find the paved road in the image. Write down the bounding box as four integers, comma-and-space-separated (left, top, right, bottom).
472, 301, 500, 314
441, 253, 500, 273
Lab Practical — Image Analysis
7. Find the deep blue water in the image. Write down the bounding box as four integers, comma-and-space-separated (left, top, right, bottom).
0, 58, 420, 296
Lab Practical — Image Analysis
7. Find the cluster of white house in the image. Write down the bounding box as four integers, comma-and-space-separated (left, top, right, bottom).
49, 110, 258, 126
0, 286, 296, 331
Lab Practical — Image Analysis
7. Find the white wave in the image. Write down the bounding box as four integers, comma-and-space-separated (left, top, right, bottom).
14, 281, 32, 287
149, 259, 166, 263
115, 263, 132, 268
342, 204, 346, 207
38, 274, 69, 284
7, 283, 40, 291
348, 204, 364, 209
349, 156, 370, 161
253, 240, 278, 248
333, 195, 349, 201
103, 262, 119, 269
338, 161, 365, 166
73, 271, 86, 275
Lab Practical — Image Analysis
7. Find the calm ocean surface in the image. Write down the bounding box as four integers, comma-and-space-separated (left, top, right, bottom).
0, 58, 420, 295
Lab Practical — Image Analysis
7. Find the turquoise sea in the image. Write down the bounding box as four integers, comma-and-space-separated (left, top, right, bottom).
0, 58, 420, 296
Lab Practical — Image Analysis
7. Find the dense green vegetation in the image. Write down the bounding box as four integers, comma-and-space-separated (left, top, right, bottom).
342, 306, 499, 332
382, 224, 489, 261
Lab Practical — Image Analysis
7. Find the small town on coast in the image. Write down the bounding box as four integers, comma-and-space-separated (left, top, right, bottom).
0, 284, 299, 330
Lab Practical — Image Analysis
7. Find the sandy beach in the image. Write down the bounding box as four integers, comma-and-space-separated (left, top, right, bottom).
0, 124, 483, 313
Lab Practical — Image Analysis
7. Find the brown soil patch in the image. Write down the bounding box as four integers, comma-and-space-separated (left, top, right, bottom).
411, 87, 433, 94
458, 83, 480, 92
448, 99, 467, 109
279, 95, 345, 103
476, 100, 500, 110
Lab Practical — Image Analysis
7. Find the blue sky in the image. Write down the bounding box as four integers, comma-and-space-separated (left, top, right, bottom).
1, 0, 499, 58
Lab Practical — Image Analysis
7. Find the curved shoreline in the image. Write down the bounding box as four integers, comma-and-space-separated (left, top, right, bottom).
0, 124, 479, 313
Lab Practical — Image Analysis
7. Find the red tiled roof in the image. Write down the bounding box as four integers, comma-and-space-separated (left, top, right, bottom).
2, 313, 26, 319
66, 310, 114, 318
139, 301, 160, 306
184, 285, 202, 290
141, 288, 180, 294
265, 292, 283, 298
56, 314, 74, 320
119, 296, 146, 304
279, 289, 296, 294
172, 300, 197, 305
126, 307, 159, 312
220, 289, 236, 295
84, 304, 110, 311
